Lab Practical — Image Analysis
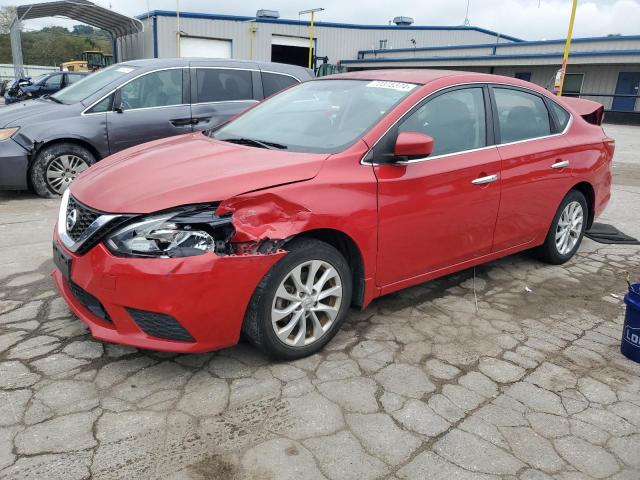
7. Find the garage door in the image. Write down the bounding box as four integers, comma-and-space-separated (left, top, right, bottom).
180, 37, 232, 58
271, 35, 310, 48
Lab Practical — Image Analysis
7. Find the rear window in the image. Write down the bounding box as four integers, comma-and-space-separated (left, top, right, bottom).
548, 101, 571, 131
493, 87, 552, 143
262, 72, 299, 98
195, 68, 253, 103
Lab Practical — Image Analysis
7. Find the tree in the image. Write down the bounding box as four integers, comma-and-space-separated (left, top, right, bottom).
0, 6, 16, 35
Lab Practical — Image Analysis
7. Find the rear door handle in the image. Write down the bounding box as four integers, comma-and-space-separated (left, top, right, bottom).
551, 160, 570, 169
170, 118, 193, 127
191, 116, 211, 125
471, 174, 498, 185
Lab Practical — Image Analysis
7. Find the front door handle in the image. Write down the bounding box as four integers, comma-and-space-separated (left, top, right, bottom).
551, 160, 570, 169
471, 174, 498, 185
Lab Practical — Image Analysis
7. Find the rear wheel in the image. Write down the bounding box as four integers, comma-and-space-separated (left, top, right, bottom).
537, 190, 588, 264
243, 238, 352, 360
30, 143, 95, 198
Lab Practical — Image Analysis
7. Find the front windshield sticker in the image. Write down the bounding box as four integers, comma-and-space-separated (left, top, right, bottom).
116, 67, 134, 73
366, 80, 417, 92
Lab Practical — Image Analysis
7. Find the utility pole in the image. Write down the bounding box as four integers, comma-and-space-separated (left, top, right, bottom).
176, 0, 181, 57
299, 8, 324, 70
556, 0, 578, 96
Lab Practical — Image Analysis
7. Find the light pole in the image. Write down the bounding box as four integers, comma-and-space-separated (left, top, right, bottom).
556, 0, 578, 96
176, 0, 181, 57
299, 8, 324, 70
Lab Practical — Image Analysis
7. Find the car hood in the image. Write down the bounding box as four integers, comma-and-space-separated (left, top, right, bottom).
0, 98, 74, 127
71, 133, 328, 214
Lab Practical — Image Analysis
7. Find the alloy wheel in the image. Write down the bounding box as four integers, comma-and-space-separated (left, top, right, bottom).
555, 200, 584, 255
46, 154, 89, 194
271, 259, 343, 347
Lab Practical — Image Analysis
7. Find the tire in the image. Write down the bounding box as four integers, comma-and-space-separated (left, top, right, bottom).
243, 238, 353, 360
537, 189, 588, 265
30, 143, 96, 198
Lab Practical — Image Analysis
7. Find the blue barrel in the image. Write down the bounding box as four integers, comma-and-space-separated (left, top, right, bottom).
622, 283, 640, 363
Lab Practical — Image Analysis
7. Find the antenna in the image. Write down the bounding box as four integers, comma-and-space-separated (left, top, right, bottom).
463, 0, 471, 26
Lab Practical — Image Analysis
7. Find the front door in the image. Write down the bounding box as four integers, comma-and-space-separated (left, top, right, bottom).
374, 86, 502, 287
107, 68, 192, 153
612, 72, 640, 112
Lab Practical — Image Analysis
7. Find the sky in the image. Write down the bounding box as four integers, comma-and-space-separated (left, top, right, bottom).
4, 0, 640, 41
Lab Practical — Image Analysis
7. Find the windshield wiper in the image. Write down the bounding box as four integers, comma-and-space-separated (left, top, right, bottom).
46, 96, 63, 104
222, 137, 287, 150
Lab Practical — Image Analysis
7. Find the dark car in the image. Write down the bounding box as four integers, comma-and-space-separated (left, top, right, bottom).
4, 71, 88, 104
0, 58, 313, 197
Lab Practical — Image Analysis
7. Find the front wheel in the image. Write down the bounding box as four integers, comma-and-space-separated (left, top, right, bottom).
30, 143, 95, 198
537, 190, 588, 264
242, 238, 352, 360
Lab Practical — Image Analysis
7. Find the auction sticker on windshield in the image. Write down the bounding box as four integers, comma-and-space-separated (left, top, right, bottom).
116, 67, 134, 74
366, 80, 417, 92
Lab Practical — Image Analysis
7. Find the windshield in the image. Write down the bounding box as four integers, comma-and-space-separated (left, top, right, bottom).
213, 79, 417, 153
51, 64, 138, 104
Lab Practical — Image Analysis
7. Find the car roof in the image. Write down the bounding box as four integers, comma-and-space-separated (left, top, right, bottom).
326, 69, 554, 96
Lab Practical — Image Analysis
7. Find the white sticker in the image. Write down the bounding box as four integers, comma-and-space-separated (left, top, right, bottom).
116, 67, 134, 73
366, 80, 416, 92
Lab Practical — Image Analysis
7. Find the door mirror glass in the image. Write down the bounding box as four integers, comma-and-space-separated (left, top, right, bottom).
394, 131, 434, 159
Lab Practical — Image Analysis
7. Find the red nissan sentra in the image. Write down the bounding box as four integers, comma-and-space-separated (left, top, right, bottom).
52, 70, 613, 359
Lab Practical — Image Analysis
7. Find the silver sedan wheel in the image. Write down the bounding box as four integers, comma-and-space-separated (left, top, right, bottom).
555, 200, 584, 255
271, 259, 343, 347
46, 154, 89, 194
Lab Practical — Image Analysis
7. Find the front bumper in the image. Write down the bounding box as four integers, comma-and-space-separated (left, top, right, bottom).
52, 233, 285, 353
0, 139, 30, 190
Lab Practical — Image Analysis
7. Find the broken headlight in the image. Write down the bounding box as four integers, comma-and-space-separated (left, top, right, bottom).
0, 127, 19, 141
106, 205, 234, 258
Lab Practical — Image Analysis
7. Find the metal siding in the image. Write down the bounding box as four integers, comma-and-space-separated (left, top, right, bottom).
153, 16, 509, 63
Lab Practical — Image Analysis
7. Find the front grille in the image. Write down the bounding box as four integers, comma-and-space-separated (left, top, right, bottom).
69, 281, 111, 322
127, 308, 195, 342
66, 196, 101, 242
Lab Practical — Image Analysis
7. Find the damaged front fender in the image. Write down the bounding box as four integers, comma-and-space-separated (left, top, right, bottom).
216, 193, 313, 244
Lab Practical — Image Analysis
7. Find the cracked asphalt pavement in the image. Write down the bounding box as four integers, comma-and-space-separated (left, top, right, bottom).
1, 124, 640, 480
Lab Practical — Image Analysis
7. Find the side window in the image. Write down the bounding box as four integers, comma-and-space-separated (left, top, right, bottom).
548, 101, 571, 131
262, 72, 299, 98
493, 88, 551, 143
87, 94, 114, 114
45, 74, 63, 89
119, 69, 183, 110
195, 68, 253, 103
66, 74, 83, 85
399, 87, 486, 156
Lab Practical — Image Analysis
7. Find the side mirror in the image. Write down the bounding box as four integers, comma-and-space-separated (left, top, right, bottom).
394, 131, 434, 160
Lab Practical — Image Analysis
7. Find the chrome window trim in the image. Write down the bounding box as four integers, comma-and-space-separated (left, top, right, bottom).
80, 66, 188, 116
360, 81, 573, 166
259, 70, 302, 82
57, 190, 120, 253
191, 99, 259, 107
189, 66, 259, 72
81, 66, 302, 116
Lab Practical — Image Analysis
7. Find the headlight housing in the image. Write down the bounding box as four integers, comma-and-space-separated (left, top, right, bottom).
0, 127, 19, 141
106, 205, 234, 258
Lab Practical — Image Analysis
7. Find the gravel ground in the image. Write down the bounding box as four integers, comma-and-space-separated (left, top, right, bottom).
1, 124, 639, 480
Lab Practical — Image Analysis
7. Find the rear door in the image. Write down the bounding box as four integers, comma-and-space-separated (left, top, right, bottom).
490, 85, 575, 252
189, 65, 259, 131
106, 67, 192, 153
